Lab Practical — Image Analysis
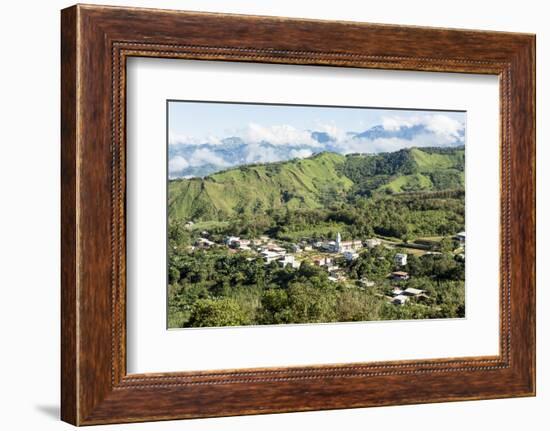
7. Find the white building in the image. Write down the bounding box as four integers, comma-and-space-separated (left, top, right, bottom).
392, 295, 409, 305
261, 250, 284, 264
234, 239, 251, 249
455, 231, 466, 243
224, 236, 240, 246
313, 256, 332, 267
403, 287, 425, 296
266, 244, 286, 253
327, 232, 363, 253
392, 287, 404, 296
278, 255, 299, 268
394, 253, 408, 266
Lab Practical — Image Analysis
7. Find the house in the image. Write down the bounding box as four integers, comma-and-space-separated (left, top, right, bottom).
184, 221, 194, 228
455, 231, 466, 243
331, 232, 363, 253
391, 271, 410, 281
394, 253, 408, 266
390, 287, 427, 305
392, 286, 404, 296
261, 250, 284, 264
392, 295, 409, 305
278, 255, 299, 269
403, 287, 425, 296
342, 240, 363, 251
234, 239, 251, 249
343, 250, 359, 261
312, 256, 332, 267
266, 243, 286, 253
365, 238, 382, 248
224, 236, 240, 246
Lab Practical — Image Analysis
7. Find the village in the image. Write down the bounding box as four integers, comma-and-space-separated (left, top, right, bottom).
186, 222, 466, 307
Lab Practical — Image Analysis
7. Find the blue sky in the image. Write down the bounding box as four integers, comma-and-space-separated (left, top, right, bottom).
168, 101, 465, 143
167, 101, 466, 178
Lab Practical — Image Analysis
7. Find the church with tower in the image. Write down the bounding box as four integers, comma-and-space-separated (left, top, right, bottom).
330, 232, 362, 253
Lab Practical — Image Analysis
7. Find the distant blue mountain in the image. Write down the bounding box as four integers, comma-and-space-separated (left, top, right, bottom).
169, 123, 464, 178
311, 131, 334, 144
354, 124, 427, 140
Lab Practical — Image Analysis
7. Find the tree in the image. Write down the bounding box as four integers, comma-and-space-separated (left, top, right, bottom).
439, 237, 454, 253
187, 298, 250, 327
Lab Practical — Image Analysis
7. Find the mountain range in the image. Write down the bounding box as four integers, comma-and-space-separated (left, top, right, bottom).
169, 123, 465, 179
168, 146, 465, 222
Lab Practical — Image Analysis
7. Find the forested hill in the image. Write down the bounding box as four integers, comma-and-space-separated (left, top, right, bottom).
168, 146, 465, 221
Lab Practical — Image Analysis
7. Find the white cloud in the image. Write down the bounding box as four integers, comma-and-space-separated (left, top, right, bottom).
188, 148, 228, 167
382, 116, 417, 131
168, 155, 189, 172
169, 132, 221, 146
289, 148, 313, 159
423, 114, 464, 141
243, 123, 320, 147
313, 123, 347, 141
245, 144, 282, 164
381, 114, 464, 145
168, 113, 465, 177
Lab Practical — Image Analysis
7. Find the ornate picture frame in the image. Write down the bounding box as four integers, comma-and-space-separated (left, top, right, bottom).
61, 4, 535, 425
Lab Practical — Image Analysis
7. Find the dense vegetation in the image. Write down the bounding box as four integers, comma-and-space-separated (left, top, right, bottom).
168, 246, 465, 328
167, 146, 466, 328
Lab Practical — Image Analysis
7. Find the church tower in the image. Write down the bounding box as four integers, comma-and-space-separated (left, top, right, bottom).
336, 232, 342, 252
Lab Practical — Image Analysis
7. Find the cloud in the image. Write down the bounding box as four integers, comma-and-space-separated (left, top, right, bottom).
382, 114, 464, 145
168, 155, 189, 172
423, 114, 464, 141
169, 132, 221, 146
242, 123, 320, 147
188, 148, 228, 167
168, 113, 465, 178
313, 123, 347, 142
289, 148, 313, 159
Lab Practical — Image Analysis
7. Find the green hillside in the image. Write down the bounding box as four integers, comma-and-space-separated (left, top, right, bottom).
168, 147, 465, 221
168, 152, 353, 221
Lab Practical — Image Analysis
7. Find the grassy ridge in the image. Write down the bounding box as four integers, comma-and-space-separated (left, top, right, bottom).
169, 152, 352, 220
168, 147, 464, 221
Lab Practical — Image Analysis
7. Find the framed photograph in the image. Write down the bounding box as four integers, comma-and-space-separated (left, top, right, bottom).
61, 4, 535, 425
